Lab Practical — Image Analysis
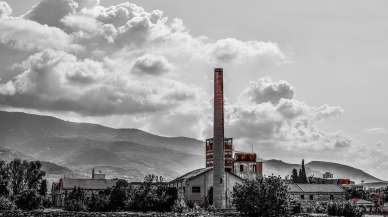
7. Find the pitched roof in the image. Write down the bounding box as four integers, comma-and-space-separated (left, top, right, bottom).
171, 168, 212, 182
288, 184, 345, 193
61, 178, 117, 190
170, 167, 243, 183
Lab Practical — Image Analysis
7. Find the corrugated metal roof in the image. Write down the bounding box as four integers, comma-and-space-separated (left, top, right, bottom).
62, 178, 117, 190
288, 184, 345, 193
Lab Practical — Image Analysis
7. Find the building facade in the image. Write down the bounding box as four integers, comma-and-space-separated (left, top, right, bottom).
169, 167, 243, 208
288, 184, 346, 208
233, 152, 263, 180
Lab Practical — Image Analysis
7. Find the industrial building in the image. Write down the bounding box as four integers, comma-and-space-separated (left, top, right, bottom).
51, 169, 117, 207
288, 184, 347, 207
170, 68, 263, 208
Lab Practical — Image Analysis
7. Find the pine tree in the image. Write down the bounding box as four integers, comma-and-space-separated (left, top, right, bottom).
301, 159, 308, 183
291, 168, 298, 183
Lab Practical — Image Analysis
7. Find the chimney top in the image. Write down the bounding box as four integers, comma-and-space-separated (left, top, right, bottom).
214, 68, 223, 72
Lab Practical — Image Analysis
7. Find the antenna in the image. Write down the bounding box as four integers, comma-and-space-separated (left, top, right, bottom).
251, 144, 254, 153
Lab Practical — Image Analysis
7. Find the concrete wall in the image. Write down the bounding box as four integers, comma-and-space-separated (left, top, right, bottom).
290, 192, 346, 206
179, 170, 242, 208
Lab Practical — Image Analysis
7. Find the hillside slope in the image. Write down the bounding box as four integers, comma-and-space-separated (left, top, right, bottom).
263, 159, 381, 183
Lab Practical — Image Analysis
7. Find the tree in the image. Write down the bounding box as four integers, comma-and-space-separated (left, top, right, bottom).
39, 179, 47, 197
299, 159, 308, 183
0, 161, 9, 197
233, 175, 289, 217
109, 179, 129, 211
8, 159, 27, 197
291, 168, 298, 183
64, 187, 85, 211
26, 161, 45, 190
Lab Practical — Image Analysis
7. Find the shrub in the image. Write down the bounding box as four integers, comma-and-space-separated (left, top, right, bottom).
327, 202, 363, 217
0, 196, 15, 211
232, 175, 289, 217
15, 189, 41, 210
65, 199, 85, 211
64, 187, 85, 211
87, 192, 110, 212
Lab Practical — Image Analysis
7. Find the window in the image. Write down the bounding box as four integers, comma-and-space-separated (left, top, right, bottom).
300, 195, 304, 200
192, 186, 201, 193
240, 165, 244, 172
309, 195, 314, 200
330, 195, 334, 200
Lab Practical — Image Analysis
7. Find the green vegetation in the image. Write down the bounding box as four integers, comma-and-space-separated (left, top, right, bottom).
64, 174, 178, 212
0, 159, 47, 210
232, 175, 289, 217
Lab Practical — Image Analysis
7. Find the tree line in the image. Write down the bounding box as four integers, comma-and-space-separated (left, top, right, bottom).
64, 174, 178, 212
0, 159, 48, 210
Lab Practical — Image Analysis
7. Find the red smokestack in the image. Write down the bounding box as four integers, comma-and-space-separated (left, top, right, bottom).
213, 67, 225, 208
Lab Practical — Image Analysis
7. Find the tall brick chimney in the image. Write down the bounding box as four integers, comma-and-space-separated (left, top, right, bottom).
213, 68, 225, 209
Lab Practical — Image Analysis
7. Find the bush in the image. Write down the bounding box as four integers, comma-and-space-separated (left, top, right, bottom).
65, 199, 85, 211
15, 190, 41, 210
64, 187, 85, 211
0, 196, 15, 211
327, 202, 363, 217
233, 175, 289, 217
87, 192, 110, 212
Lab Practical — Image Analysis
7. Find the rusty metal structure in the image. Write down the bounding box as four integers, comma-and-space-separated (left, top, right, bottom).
205, 137, 234, 172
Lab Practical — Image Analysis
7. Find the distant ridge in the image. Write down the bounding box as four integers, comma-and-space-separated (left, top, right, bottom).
0, 110, 382, 183
263, 159, 381, 183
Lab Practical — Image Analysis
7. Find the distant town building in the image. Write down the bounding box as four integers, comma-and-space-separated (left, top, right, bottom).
289, 184, 346, 208
168, 167, 243, 208
51, 170, 117, 207
323, 172, 333, 179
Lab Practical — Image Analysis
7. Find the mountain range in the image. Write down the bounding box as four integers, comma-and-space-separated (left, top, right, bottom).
0, 111, 383, 184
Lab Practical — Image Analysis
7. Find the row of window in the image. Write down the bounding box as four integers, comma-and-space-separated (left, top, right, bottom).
300, 194, 335, 200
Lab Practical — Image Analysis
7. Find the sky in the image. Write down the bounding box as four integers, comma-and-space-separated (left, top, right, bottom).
0, 0, 387, 180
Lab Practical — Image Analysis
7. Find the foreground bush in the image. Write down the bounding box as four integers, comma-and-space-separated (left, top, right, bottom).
0, 196, 15, 210
327, 202, 363, 217
15, 190, 41, 210
233, 175, 289, 217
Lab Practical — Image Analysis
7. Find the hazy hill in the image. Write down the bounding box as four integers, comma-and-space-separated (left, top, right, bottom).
0, 111, 382, 183
263, 159, 381, 183
0, 111, 204, 181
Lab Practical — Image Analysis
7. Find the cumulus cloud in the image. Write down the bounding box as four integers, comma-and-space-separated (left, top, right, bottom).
23, 0, 78, 28
223, 77, 347, 152
131, 54, 173, 76
0, 1, 12, 18
240, 77, 294, 104
0, 49, 196, 116
207, 38, 285, 64
0, 0, 285, 117
0, 18, 74, 51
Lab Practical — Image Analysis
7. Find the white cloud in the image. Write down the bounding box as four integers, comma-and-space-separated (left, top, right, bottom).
0, 18, 74, 52
0, 1, 284, 118
363, 128, 387, 135
23, 0, 78, 28
240, 77, 294, 105
131, 54, 173, 76
0, 49, 197, 116
0, 1, 12, 18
